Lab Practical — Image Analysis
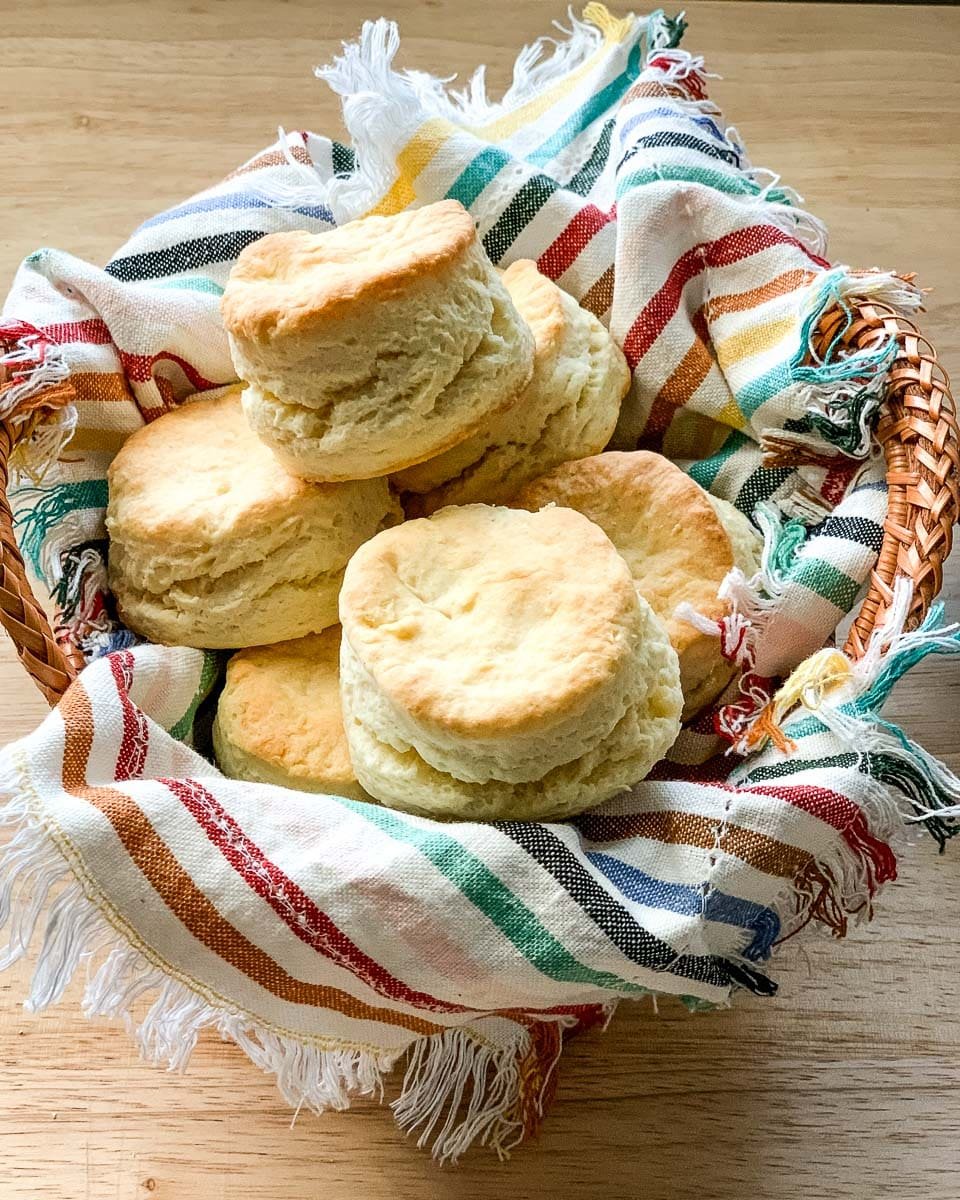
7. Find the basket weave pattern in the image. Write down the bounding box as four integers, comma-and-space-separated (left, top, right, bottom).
0, 299, 956, 705
0, 384, 84, 704
827, 304, 959, 656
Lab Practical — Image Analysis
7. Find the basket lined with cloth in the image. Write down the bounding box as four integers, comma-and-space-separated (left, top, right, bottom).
1, 5, 959, 1161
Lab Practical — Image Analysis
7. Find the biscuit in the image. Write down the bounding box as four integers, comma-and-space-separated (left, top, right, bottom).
338, 504, 682, 820
514, 452, 762, 719
392, 260, 629, 514
213, 627, 367, 800
707, 495, 763, 577
106, 387, 401, 648
221, 200, 535, 481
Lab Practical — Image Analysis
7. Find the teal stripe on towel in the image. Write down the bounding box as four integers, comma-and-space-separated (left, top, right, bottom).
13, 479, 110, 575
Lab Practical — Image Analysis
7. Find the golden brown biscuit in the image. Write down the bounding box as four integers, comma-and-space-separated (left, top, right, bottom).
514, 451, 761, 719
392, 260, 629, 514
213, 627, 367, 800
338, 504, 682, 820
221, 200, 534, 481
106, 387, 401, 648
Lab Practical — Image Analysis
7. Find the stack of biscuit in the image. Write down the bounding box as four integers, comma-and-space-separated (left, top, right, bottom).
105, 198, 760, 823
337, 504, 683, 821
222, 201, 537, 482
106, 387, 400, 648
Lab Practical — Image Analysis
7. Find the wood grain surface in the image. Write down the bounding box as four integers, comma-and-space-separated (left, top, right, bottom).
2, 2, 959, 1196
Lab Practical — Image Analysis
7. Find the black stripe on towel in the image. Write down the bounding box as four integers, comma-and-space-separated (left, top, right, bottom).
567, 118, 616, 196
814, 515, 885, 554
618, 131, 740, 172
105, 230, 265, 282
482, 175, 559, 264
493, 820, 733, 990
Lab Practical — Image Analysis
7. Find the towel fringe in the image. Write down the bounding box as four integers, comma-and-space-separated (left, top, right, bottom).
314, 7, 681, 223
0, 761, 576, 1162
735, 579, 960, 849
770, 774, 903, 944
761, 268, 924, 467
0, 320, 78, 481
392, 1024, 556, 1162
9, 483, 115, 658
676, 503, 793, 750
725, 580, 960, 940
315, 17, 433, 222
246, 127, 337, 214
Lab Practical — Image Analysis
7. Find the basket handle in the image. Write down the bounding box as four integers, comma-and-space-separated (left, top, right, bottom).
0, 300, 956, 706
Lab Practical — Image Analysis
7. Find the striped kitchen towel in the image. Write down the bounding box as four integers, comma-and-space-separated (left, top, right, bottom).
1, 6, 958, 1160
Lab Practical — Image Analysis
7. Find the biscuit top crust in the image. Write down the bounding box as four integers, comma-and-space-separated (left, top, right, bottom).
107, 387, 355, 548
221, 200, 478, 340
338, 503, 641, 740
514, 451, 736, 655
219, 629, 355, 788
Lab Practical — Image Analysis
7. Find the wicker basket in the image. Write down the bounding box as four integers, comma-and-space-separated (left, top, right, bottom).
0, 298, 957, 707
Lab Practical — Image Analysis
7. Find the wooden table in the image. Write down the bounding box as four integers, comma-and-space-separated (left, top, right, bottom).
2, 2, 959, 1195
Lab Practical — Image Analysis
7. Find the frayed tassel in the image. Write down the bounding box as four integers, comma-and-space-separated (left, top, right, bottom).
27, 881, 108, 1010
11, 407, 78, 484
676, 504, 804, 752
676, 503, 805, 660
841, 807, 900, 898
761, 269, 924, 466
12, 496, 119, 662
50, 539, 138, 663
0, 320, 78, 481
315, 6, 663, 222
393, 1019, 566, 1163
0, 810, 74, 973
315, 19, 412, 221
741, 646, 852, 754
394, 1031, 522, 1161
0, 322, 71, 417
81, 625, 140, 661
735, 154, 827, 259
0, 777, 405, 1117
637, 72, 829, 259
92, 960, 395, 1109
645, 44, 708, 91
53, 544, 108, 638
756, 203, 829, 263
0, 765, 575, 1161
733, 756, 906, 950
247, 127, 336, 215
673, 601, 721, 639
643, 10, 688, 57
755, 503, 808, 582
846, 592, 960, 847
731, 577, 898, 757
740, 578, 960, 848
738, 161, 829, 259
12, 480, 108, 580
445, 5, 615, 123
778, 778, 903, 942
789, 855, 858, 941
435, 4, 676, 125
230, 1025, 388, 1115
863, 751, 960, 852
